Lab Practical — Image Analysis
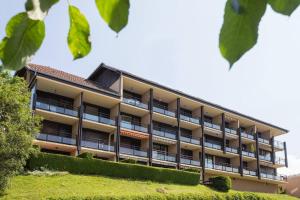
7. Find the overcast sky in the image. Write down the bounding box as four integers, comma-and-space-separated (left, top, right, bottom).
1, 1, 299, 175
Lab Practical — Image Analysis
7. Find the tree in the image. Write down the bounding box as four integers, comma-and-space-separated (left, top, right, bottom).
0, 72, 41, 195
0, 0, 299, 70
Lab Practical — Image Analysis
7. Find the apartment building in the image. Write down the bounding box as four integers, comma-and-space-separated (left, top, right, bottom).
16, 63, 288, 193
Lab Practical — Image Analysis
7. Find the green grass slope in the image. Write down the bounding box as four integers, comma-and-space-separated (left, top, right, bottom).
0, 174, 296, 200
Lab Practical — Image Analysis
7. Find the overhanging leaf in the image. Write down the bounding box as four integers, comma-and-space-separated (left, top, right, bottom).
95, 0, 130, 33
219, 0, 267, 68
0, 12, 45, 70
68, 5, 91, 60
268, 0, 300, 16
25, 0, 59, 20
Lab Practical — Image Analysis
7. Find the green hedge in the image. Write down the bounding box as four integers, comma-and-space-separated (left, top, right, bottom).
77, 152, 94, 159
27, 153, 199, 185
209, 176, 232, 192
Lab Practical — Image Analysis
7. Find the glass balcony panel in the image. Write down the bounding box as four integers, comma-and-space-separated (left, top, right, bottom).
204, 121, 221, 130
36, 101, 78, 117
225, 128, 237, 135
242, 151, 255, 157
180, 115, 200, 124
153, 107, 176, 118
259, 155, 271, 161
152, 151, 176, 162
123, 98, 148, 109
226, 147, 238, 154
37, 133, 75, 145
120, 146, 147, 157
258, 137, 270, 145
241, 132, 255, 140
180, 136, 200, 145
275, 157, 286, 165
121, 121, 148, 133
274, 140, 284, 149
205, 142, 222, 150
153, 129, 176, 140
81, 139, 114, 152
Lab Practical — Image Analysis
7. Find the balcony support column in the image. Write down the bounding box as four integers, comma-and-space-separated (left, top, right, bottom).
176, 98, 181, 169
221, 113, 226, 154
116, 103, 121, 162
149, 88, 154, 166
238, 127, 243, 176
30, 78, 37, 111
271, 136, 275, 165
77, 92, 83, 155
284, 142, 288, 167
200, 106, 205, 183
255, 130, 261, 179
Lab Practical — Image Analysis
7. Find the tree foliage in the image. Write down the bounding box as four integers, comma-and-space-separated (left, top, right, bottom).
0, 72, 41, 194
0, 0, 300, 70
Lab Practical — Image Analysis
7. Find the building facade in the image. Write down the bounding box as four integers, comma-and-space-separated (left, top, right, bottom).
17, 63, 289, 193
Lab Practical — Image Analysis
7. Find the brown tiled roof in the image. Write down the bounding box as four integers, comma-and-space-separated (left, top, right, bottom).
26, 63, 118, 95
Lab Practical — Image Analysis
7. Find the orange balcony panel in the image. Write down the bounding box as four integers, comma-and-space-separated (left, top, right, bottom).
120, 130, 149, 140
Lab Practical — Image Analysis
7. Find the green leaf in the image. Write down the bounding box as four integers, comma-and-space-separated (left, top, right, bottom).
68, 5, 91, 60
95, 0, 130, 33
0, 13, 45, 70
268, 0, 300, 16
219, 0, 267, 68
25, 0, 59, 20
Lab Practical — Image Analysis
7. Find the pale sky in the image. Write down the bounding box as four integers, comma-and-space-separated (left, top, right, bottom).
1, 1, 299, 175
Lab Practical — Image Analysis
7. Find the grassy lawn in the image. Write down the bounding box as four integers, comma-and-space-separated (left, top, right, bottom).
0, 174, 297, 200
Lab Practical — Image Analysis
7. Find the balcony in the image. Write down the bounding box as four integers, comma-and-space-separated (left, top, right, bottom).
243, 168, 257, 176
258, 137, 270, 145
206, 161, 239, 173
123, 98, 148, 110
153, 129, 177, 140
180, 155, 201, 166
204, 142, 222, 150
204, 121, 221, 131
275, 157, 286, 165
36, 101, 78, 117
274, 140, 284, 149
225, 127, 237, 136
153, 107, 176, 118
120, 121, 148, 133
242, 150, 256, 158
36, 133, 76, 145
83, 113, 115, 126
152, 150, 176, 162
120, 144, 148, 157
241, 132, 255, 140
259, 155, 272, 162
180, 135, 201, 145
180, 115, 200, 124
261, 173, 287, 181
225, 147, 239, 154
81, 138, 114, 152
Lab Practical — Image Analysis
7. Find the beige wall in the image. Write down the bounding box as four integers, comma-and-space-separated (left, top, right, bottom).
110, 104, 119, 120
282, 175, 300, 198
168, 100, 177, 112
232, 178, 278, 193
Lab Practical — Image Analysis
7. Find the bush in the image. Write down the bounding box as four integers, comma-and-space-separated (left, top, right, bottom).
77, 152, 94, 159
27, 152, 199, 185
120, 158, 137, 164
209, 176, 232, 192
182, 168, 200, 173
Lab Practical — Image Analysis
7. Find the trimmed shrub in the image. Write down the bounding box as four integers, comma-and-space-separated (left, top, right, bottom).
209, 176, 232, 192
182, 168, 201, 173
77, 152, 94, 159
120, 158, 137, 164
27, 153, 199, 185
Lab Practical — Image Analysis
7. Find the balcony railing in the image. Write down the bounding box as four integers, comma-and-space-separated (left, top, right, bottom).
83, 113, 116, 126
153, 129, 177, 140
261, 173, 287, 181
152, 150, 176, 162
180, 155, 200, 166
242, 150, 256, 158
275, 157, 286, 165
180, 115, 200, 124
258, 137, 270, 145
180, 135, 201, 145
36, 101, 78, 117
120, 144, 148, 157
241, 132, 255, 140
225, 147, 238, 154
36, 133, 76, 145
243, 168, 257, 176
274, 140, 284, 149
153, 107, 176, 118
81, 138, 114, 152
204, 121, 221, 131
204, 142, 222, 150
120, 121, 148, 133
206, 161, 239, 173
225, 127, 237, 135
259, 155, 272, 162
123, 98, 148, 110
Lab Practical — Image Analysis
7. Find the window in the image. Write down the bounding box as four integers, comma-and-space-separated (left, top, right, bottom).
180, 128, 192, 138
123, 90, 142, 102
84, 103, 110, 118
153, 121, 177, 134
41, 120, 72, 137
180, 108, 192, 117
82, 128, 108, 142
181, 149, 193, 157
37, 90, 74, 109
121, 113, 141, 126
120, 136, 141, 149
153, 143, 168, 153
204, 115, 213, 123
153, 99, 168, 110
